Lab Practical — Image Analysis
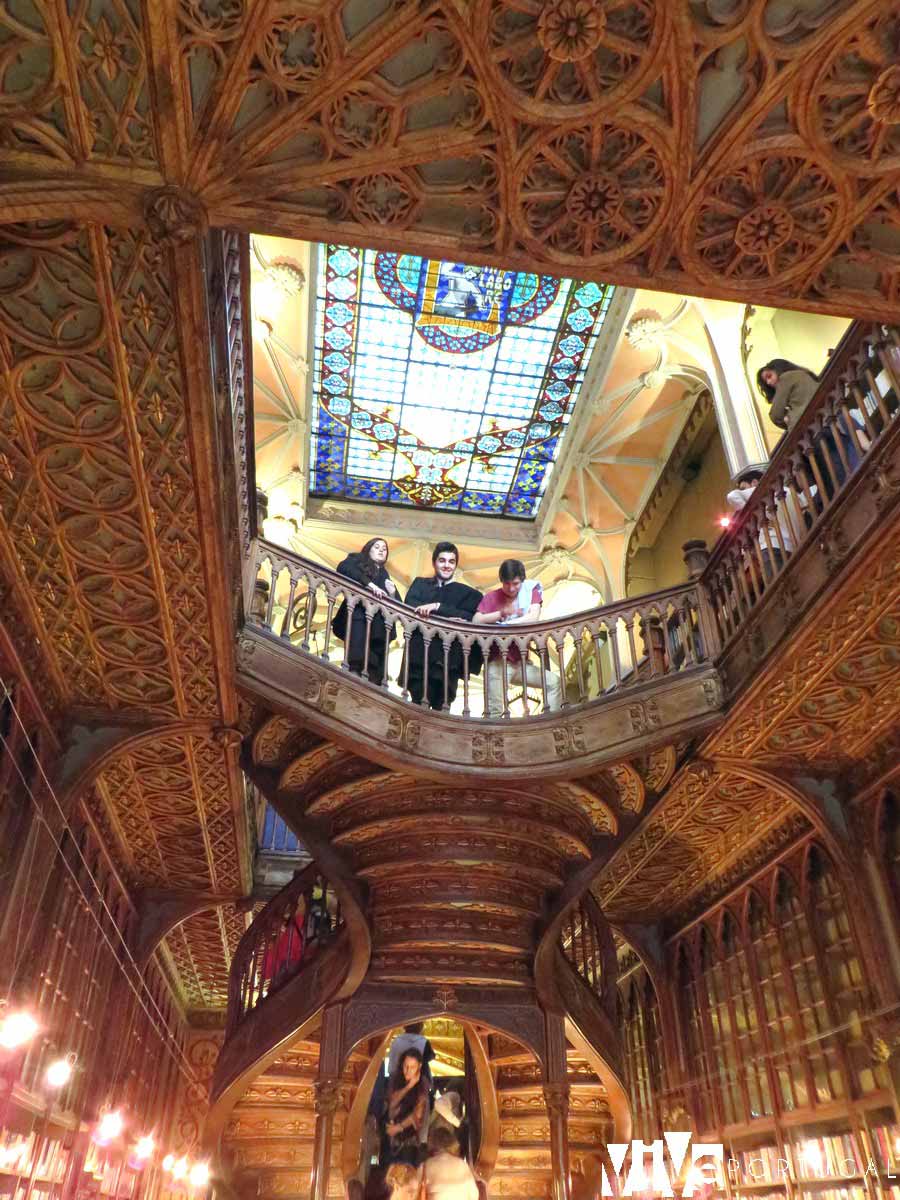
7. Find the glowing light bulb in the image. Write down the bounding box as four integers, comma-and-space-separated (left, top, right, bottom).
135, 1136, 154, 1160
162, 1154, 175, 1173
45, 1055, 74, 1089
96, 1111, 124, 1143
718, 516, 732, 529
0, 1010, 38, 1050
172, 1157, 188, 1181
189, 1162, 209, 1189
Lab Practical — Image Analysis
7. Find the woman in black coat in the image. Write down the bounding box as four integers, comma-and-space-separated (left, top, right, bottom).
333, 538, 396, 685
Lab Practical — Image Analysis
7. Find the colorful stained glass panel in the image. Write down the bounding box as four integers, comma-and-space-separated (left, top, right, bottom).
309, 245, 615, 518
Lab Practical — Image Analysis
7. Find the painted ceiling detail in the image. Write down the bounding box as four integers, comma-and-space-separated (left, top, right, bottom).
310, 244, 615, 517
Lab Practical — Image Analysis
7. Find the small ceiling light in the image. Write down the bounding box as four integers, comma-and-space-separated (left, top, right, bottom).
718, 516, 732, 528
96, 1111, 124, 1143
45, 1054, 75, 1089
162, 1154, 175, 1173
172, 1157, 188, 1181
135, 1136, 154, 1160
0, 1010, 38, 1050
189, 1162, 209, 1189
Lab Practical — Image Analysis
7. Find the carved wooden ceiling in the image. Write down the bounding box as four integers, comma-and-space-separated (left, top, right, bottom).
2, 0, 897, 319
0, 222, 249, 1011
1, 0, 899, 1015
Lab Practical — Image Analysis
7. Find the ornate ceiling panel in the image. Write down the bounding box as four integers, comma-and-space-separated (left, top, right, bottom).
0, 218, 248, 1003
162, 903, 247, 1012
0, 0, 895, 320
709, 521, 900, 767
94, 732, 244, 891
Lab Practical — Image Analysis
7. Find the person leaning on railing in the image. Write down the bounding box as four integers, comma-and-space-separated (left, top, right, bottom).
474, 559, 562, 716
403, 542, 483, 709
333, 537, 398, 684
757, 359, 868, 500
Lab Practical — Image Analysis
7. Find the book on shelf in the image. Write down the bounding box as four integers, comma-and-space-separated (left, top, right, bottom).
792, 1188, 865, 1200
728, 1146, 790, 1186
792, 1133, 863, 1181
869, 1125, 900, 1173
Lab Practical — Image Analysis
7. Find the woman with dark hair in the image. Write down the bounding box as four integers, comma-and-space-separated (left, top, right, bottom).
756, 358, 866, 496
382, 1048, 429, 1168
333, 538, 396, 684
756, 359, 818, 433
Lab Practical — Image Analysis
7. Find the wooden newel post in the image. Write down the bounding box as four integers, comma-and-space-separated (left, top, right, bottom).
544, 1082, 571, 1200
311, 1003, 345, 1200
543, 1013, 571, 1200
311, 1077, 342, 1200
682, 540, 710, 580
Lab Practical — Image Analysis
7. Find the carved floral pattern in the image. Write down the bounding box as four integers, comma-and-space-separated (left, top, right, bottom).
482, 0, 663, 115
684, 150, 846, 286
517, 119, 669, 263
808, 12, 900, 175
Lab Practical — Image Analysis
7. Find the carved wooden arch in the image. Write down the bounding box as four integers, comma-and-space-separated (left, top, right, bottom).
711, 758, 896, 1006
611, 921, 685, 1101
340, 1019, 501, 1187
55, 718, 226, 807
340, 985, 546, 1067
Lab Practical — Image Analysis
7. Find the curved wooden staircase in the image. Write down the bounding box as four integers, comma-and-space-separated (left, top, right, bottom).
489, 1032, 613, 1200
221, 1029, 347, 1200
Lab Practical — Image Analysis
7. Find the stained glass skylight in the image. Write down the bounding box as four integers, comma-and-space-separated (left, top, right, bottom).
309, 245, 615, 519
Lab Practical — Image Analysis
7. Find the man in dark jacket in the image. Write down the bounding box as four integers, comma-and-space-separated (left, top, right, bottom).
403, 542, 482, 710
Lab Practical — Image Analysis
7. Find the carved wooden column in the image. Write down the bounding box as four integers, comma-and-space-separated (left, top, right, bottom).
543, 1012, 571, 1200
312, 1002, 345, 1200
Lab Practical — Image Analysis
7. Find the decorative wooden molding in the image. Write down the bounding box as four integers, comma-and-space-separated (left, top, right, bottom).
237, 625, 723, 780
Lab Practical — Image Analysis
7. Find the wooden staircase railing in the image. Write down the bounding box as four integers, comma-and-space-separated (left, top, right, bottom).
226, 864, 342, 1038
247, 545, 717, 720
703, 321, 900, 645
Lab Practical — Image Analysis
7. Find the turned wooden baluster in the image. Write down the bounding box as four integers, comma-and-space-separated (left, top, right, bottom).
321, 592, 336, 660
279, 572, 298, 638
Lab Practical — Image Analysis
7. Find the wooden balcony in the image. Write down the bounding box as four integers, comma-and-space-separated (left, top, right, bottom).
233, 321, 900, 779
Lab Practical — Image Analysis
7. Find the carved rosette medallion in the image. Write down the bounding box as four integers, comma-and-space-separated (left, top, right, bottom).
868, 64, 900, 125
480, 0, 664, 116
516, 118, 670, 264
144, 187, 208, 246
682, 151, 846, 288
733, 203, 795, 256
808, 13, 900, 175
537, 0, 606, 62
565, 172, 623, 224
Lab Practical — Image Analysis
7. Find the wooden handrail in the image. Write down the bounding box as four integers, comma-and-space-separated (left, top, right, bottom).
226, 863, 343, 1038
701, 322, 900, 647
